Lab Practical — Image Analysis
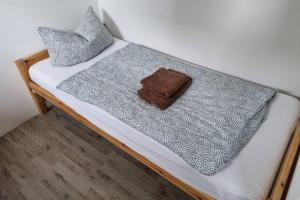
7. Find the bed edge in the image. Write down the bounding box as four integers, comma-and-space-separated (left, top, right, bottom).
15, 49, 49, 115
268, 119, 300, 200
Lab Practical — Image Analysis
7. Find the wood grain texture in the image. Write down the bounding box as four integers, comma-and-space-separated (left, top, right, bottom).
23, 49, 49, 67
15, 48, 300, 200
15, 57, 48, 115
0, 107, 194, 200
268, 120, 300, 200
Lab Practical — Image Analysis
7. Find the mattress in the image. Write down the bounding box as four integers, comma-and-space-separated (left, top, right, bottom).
29, 38, 300, 200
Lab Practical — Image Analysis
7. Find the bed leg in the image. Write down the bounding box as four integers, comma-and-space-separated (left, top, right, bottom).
15, 59, 48, 115
31, 92, 48, 115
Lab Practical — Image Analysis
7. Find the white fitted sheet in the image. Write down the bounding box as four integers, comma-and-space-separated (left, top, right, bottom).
29, 38, 300, 200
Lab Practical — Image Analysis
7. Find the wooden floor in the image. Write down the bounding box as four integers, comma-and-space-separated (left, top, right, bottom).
0, 107, 192, 200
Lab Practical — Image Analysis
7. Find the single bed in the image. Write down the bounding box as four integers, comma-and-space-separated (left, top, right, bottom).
16, 38, 300, 200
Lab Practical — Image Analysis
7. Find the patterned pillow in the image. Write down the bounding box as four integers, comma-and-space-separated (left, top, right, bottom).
38, 7, 113, 67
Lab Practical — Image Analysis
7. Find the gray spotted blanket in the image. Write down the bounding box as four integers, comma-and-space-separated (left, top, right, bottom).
57, 44, 276, 175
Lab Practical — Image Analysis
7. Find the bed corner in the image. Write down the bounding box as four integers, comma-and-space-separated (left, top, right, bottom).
15, 49, 49, 115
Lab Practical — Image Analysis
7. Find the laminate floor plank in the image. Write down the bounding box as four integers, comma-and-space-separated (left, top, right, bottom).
0, 107, 192, 200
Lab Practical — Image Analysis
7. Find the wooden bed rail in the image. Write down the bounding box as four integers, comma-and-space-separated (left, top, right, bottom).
15, 49, 300, 200
15, 49, 49, 115
268, 120, 300, 200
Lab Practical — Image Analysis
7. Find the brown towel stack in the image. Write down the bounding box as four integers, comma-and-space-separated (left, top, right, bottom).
138, 68, 192, 110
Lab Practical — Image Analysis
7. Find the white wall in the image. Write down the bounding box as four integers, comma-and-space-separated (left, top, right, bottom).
0, 0, 98, 137
98, 0, 300, 97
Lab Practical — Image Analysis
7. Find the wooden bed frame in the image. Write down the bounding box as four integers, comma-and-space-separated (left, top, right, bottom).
15, 49, 300, 200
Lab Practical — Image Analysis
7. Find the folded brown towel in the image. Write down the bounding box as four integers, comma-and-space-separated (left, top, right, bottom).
138, 78, 192, 110
141, 68, 191, 98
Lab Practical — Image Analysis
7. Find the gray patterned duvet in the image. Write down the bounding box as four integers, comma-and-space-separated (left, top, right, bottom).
57, 44, 276, 175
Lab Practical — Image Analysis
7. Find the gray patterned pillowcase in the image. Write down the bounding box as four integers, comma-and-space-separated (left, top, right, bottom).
38, 7, 113, 67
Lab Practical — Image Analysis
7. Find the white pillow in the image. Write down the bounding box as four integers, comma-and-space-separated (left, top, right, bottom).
38, 7, 113, 67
